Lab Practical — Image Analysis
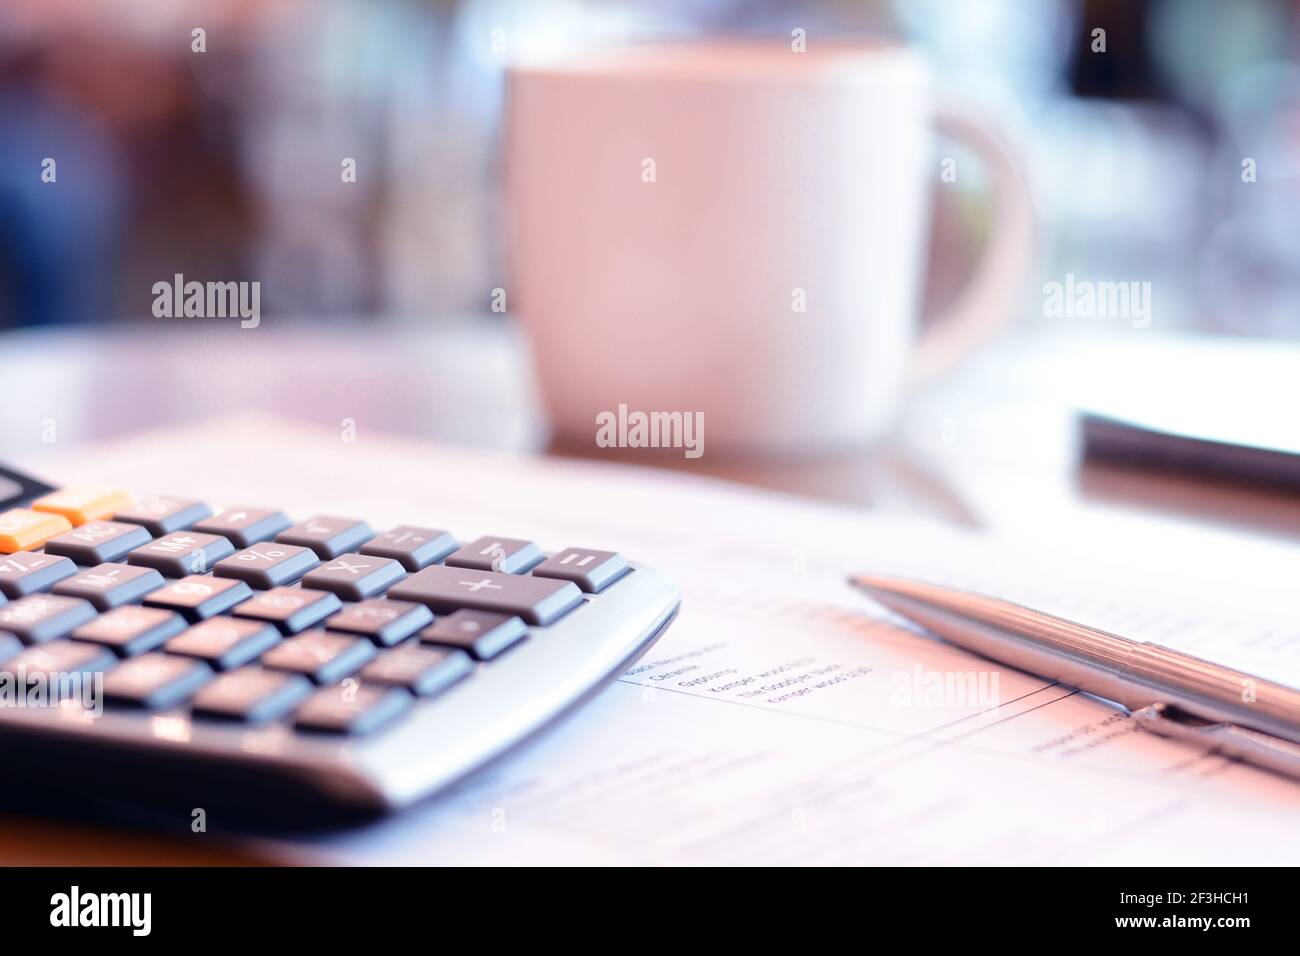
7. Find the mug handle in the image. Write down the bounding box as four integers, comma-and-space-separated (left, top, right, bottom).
908, 98, 1038, 384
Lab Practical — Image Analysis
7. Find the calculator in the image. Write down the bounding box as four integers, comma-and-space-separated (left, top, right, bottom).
0, 465, 680, 824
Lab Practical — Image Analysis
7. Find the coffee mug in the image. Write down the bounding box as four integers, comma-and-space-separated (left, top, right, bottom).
505, 41, 1034, 457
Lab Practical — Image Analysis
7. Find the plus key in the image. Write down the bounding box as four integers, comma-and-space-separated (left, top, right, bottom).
387, 564, 580, 625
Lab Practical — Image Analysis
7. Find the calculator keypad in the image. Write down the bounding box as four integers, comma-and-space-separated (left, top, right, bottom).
295, 683, 412, 735
102, 653, 212, 709
532, 548, 630, 594
261, 629, 376, 684
388, 565, 581, 625
53, 564, 166, 611
0, 595, 97, 644
420, 610, 527, 661
359, 643, 473, 696
193, 508, 291, 548
0, 633, 22, 665
30, 487, 132, 527
360, 526, 457, 571
276, 516, 373, 560
301, 554, 406, 601
164, 618, 281, 670
6, 639, 114, 675
71, 605, 186, 657
191, 668, 312, 724
44, 521, 151, 565
113, 497, 213, 536
214, 543, 320, 589
0, 551, 76, 599
144, 575, 253, 621
445, 535, 543, 574
128, 531, 235, 578
0, 509, 73, 553
323, 598, 431, 646
0, 486, 632, 737
233, 587, 341, 634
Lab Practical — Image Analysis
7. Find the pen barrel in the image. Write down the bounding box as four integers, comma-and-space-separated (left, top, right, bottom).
860, 578, 1300, 745
975, 605, 1300, 743
1100, 640, 1300, 745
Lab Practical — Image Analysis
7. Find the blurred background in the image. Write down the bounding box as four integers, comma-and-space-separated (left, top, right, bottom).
2, 0, 1298, 336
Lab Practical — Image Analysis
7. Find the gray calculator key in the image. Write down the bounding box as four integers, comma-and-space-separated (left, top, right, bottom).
214, 543, 319, 589
300, 553, 405, 601
0, 595, 97, 644
143, 575, 253, 621
164, 618, 281, 670
295, 683, 412, 735
419, 610, 527, 661
3, 639, 115, 675
388, 565, 581, 625
324, 598, 432, 646
531, 548, 630, 593
261, 629, 376, 684
102, 653, 211, 709
191, 667, 312, 724
44, 521, 152, 565
444, 536, 543, 574
232, 587, 342, 634
53, 563, 166, 611
276, 516, 373, 560
113, 497, 212, 536
0, 551, 77, 599
70, 605, 186, 657
128, 531, 235, 577
193, 508, 290, 548
360, 526, 457, 571
0, 632, 20, 664
361, 644, 473, 696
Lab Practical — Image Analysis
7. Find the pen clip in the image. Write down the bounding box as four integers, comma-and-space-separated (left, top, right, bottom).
1132, 702, 1300, 783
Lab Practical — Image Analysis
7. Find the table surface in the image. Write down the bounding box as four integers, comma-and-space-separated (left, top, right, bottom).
4, 319, 1298, 863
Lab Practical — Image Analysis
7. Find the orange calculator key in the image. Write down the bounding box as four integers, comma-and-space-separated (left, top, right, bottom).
0, 508, 74, 553
31, 487, 133, 526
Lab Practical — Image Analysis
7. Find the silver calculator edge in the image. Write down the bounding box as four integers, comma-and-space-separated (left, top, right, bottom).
0, 560, 681, 821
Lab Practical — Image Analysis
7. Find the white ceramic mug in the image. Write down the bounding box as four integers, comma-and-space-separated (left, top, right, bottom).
505, 41, 1034, 457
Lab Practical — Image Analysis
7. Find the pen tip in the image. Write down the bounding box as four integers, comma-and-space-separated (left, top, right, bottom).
848, 573, 906, 595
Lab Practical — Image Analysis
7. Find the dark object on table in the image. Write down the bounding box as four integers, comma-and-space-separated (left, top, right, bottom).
1081, 411, 1300, 493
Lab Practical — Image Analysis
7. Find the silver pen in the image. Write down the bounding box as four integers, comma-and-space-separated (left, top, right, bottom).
850, 573, 1300, 782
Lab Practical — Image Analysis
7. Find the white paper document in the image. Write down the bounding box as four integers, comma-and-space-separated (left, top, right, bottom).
34, 417, 1300, 864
